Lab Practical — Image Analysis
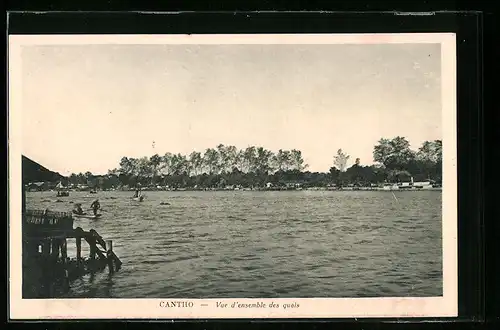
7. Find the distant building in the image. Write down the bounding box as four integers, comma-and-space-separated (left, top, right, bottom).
382, 180, 434, 190
412, 181, 433, 189
283, 181, 304, 188
76, 184, 89, 191
27, 182, 47, 191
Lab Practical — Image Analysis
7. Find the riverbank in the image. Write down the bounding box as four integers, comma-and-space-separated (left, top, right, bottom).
34, 186, 442, 193
141, 187, 443, 192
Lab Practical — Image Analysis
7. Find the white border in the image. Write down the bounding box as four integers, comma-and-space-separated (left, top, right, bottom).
8, 33, 457, 319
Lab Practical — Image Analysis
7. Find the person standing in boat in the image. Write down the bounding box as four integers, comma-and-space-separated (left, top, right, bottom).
90, 199, 101, 216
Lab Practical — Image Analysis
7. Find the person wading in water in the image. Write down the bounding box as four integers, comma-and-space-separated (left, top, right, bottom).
133, 188, 142, 198
90, 199, 101, 216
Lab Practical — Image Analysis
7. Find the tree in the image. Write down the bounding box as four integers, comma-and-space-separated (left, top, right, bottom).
203, 148, 219, 175
137, 157, 152, 185
84, 171, 96, 188
189, 151, 203, 176
255, 147, 274, 175
160, 152, 173, 176
105, 174, 120, 189
119, 157, 132, 175
236, 149, 246, 172
329, 166, 340, 183
69, 173, 78, 185
170, 153, 189, 176
100, 137, 441, 189
216, 144, 228, 174
416, 140, 442, 181
75, 173, 85, 185
107, 168, 120, 176
370, 165, 387, 184
128, 158, 139, 176
272, 149, 286, 172
284, 151, 293, 171
290, 149, 308, 171
225, 145, 240, 172
242, 146, 257, 173
149, 154, 162, 184
417, 140, 442, 163
374, 136, 416, 170
333, 149, 350, 172
215, 144, 239, 174
345, 160, 362, 185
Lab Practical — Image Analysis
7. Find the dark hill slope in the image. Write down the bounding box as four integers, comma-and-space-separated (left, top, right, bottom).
22, 155, 65, 184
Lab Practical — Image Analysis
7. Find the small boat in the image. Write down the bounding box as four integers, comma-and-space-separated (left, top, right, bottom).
73, 213, 102, 219
89, 190, 97, 194
132, 196, 145, 202
55, 181, 70, 196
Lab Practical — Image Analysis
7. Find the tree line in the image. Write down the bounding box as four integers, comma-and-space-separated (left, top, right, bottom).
64, 137, 442, 190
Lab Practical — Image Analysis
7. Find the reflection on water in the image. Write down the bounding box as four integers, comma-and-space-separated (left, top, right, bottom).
25, 190, 443, 298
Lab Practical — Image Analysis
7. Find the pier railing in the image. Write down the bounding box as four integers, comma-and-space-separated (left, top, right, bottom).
23, 209, 74, 238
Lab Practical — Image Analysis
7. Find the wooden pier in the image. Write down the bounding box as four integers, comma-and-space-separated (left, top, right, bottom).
22, 198, 122, 298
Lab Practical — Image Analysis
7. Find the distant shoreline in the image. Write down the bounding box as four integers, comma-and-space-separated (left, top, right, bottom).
30, 187, 443, 193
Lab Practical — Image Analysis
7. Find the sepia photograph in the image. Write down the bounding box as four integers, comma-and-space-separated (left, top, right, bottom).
8, 33, 457, 319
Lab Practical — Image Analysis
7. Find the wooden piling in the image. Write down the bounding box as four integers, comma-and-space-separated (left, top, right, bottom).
90, 244, 96, 260
51, 239, 59, 259
76, 236, 82, 266
42, 239, 51, 257
63, 269, 70, 292
61, 239, 67, 263
106, 240, 114, 274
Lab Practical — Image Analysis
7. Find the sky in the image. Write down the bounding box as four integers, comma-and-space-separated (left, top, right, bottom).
21, 42, 442, 175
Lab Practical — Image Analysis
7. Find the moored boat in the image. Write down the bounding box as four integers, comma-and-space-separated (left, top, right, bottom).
73, 213, 102, 220
56, 182, 70, 197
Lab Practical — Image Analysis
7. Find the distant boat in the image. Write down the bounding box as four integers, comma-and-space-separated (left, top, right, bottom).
89, 190, 97, 194
55, 181, 70, 197
132, 196, 145, 202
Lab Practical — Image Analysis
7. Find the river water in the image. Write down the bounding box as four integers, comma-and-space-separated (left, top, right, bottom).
25, 190, 442, 298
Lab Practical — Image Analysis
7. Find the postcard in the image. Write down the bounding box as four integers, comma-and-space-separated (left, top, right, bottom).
8, 33, 457, 319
